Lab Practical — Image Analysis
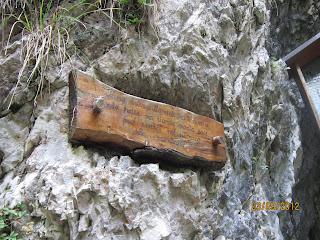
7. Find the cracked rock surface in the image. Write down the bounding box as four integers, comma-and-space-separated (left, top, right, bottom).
0, 0, 304, 239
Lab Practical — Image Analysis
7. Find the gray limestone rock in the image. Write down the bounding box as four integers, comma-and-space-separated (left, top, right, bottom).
0, 0, 307, 239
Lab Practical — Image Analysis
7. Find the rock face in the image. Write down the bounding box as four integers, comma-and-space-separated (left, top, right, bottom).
269, 1, 320, 239
0, 0, 304, 239
269, 0, 320, 57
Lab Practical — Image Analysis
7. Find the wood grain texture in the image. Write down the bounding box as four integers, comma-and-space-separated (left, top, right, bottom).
69, 71, 227, 167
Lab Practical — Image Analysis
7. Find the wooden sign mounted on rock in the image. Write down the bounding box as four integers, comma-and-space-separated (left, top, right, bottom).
69, 71, 227, 168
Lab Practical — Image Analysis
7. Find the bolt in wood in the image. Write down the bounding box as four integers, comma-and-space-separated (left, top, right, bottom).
92, 96, 104, 114
69, 71, 227, 167
212, 136, 224, 146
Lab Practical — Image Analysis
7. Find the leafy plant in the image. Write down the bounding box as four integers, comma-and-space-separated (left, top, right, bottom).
0, 231, 19, 240
112, 0, 158, 26
0, 204, 28, 240
127, 13, 143, 25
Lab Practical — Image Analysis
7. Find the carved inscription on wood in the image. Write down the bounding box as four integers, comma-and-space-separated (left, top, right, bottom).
69, 71, 227, 167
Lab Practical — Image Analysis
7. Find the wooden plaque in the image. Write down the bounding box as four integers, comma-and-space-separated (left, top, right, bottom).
69, 71, 227, 168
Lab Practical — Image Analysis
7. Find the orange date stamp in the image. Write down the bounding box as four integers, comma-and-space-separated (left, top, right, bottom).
251, 201, 300, 211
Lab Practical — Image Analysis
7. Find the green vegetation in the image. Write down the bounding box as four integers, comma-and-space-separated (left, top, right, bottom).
116, 0, 158, 26
270, 57, 280, 75
0, 203, 28, 240
1, 0, 158, 109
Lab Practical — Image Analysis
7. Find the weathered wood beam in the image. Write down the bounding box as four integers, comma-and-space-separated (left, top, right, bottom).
293, 65, 320, 130
69, 71, 227, 168
283, 32, 320, 68
282, 32, 320, 132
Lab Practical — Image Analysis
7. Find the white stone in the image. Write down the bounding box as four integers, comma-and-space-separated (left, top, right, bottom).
215, 236, 226, 240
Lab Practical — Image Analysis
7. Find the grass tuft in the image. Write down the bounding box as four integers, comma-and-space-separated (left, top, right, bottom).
1, 0, 159, 109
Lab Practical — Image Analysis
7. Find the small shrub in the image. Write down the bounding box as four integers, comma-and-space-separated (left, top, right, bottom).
0, 203, 28, 240
113, 0, 158, 26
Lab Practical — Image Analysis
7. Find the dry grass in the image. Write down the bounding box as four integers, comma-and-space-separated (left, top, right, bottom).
1, 0, 159, 109
6, 0, 81, 108
0, 0, 27, 11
